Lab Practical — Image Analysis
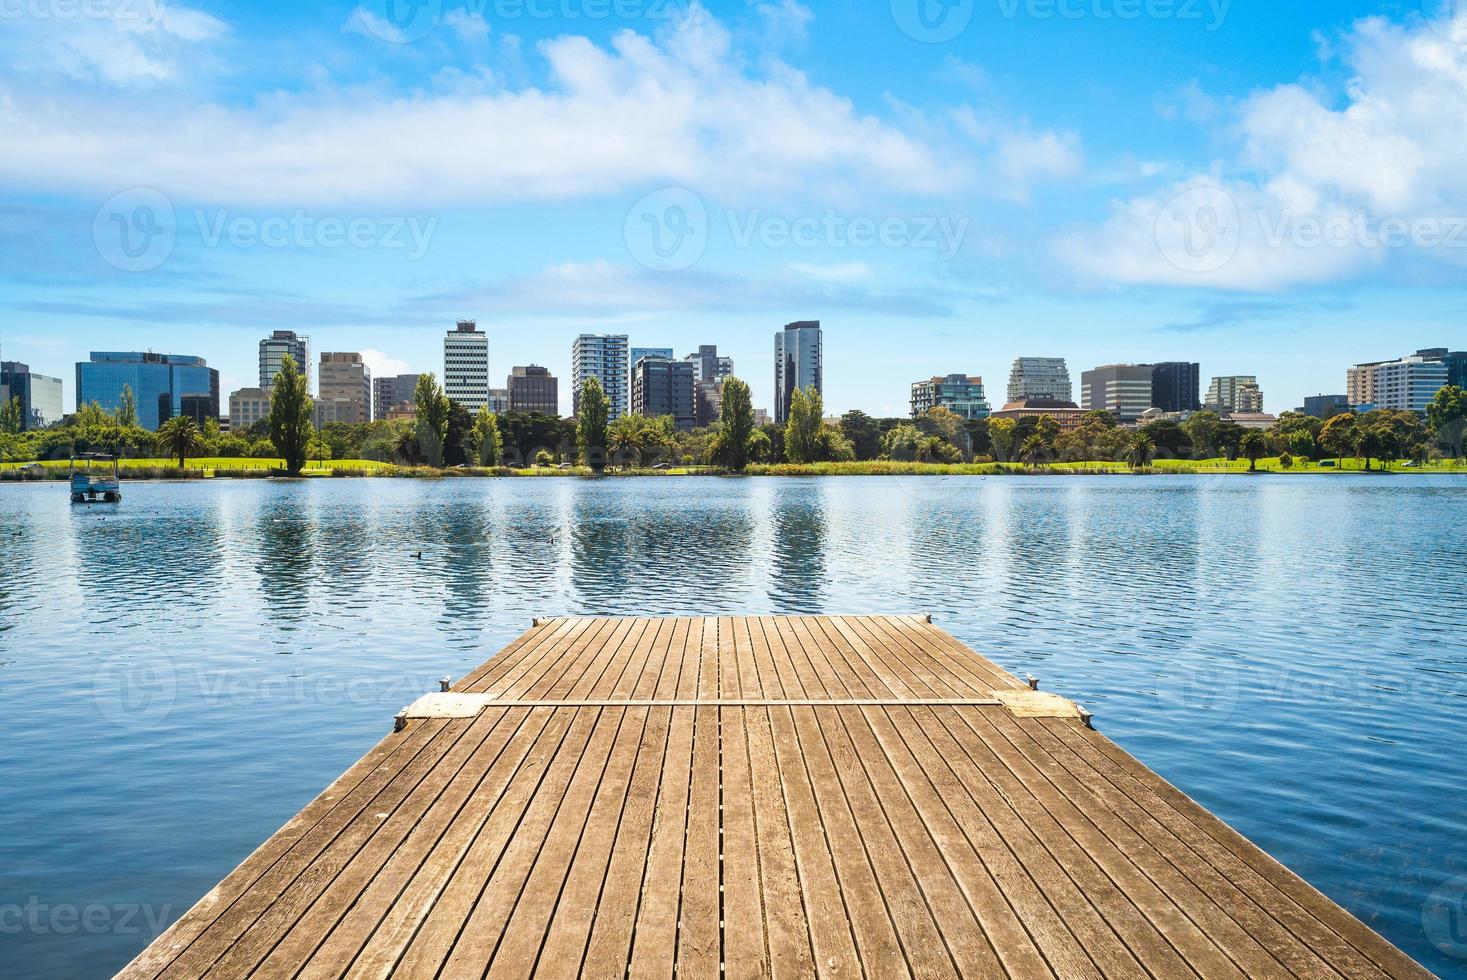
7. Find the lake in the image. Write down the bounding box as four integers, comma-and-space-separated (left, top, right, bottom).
1, 475, 1464, 978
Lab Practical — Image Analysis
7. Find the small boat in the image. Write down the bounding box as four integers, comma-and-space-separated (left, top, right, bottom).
70, 454, 122, 504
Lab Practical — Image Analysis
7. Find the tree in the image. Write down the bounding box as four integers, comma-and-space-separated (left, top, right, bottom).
267, 353, 314, 475
1124, 432, 1156, 470
444, 401, 473, 467
413, 373, 451, 468
577, 377, 610, 472
0, 396, 21, 435
1181, 411, 1222, 459
115, 385, 138, 428
987, 417, 1017, 461
716, 377, 757, 471
1427, 385, 1466, 459
1354, 422, 1391, 472
1240, 430, 1268, 472
1081, 409, 1117, 429
607, 415, 642, 469
784, 386, 825, 464
472, 406, 502, 467
1019, 434, 1050, 468
1319, 412, 1358, 463
157, 415, 202, 469
839, 410, 882, 461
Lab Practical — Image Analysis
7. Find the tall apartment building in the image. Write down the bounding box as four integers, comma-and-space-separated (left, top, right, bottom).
228, 387, 271, 432
630, 348, 673, 403
317, 352, 371, 424
373, 374, 421, 421
774, 321, 822, 424
444, 321, 489, 412
259, 331, 309, 390
694, 380, 724, 428
632, 356, 696, 431
687, 345, 734, 383
572, 334, 630, 419
1150, 362, 1201, 413
910, 375, 991, 420
508, 366, 559, 416
0, 361, 64, 430
1082, 364, 1154, 422
1349, 355, 1448, 413
1006, 357, 1072, 404
78, 352, 220, 430
1206, 376, 1263, 414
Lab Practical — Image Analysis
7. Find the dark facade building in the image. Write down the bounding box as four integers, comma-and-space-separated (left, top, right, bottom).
508, 365, 559, 416
77, 352, 219, 430
633, 357, 696, 431
694, 380, 723, 428
1150, 362, 1201, 413
1300, 394, 1350, 419
0, 361, 64, 430
686, 345, 734, 383
774, 320, 822, 423
1418, 348, 1467, 389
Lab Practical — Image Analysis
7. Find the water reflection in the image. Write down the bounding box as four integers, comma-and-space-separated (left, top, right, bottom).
768, 482, 827, 612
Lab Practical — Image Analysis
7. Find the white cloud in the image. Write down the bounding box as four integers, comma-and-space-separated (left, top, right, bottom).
0, 1, 227, 85
442, 10, 491, 43
360, 348, 412, 378
788, 261, 872, 282
1064, 9, 1467, 291
0, 3, 1072, 213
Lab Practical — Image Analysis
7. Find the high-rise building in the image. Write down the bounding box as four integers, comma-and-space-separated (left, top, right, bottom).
694, 379, 724, 428
444, 321, 489, 412
372, 374, 421, 422
774, 321, 822, 424
228, 387, 271, 432
630, 348, 673, 405
259, 331, 309, 391
686, 345, 734, 383
632, 356, 696, 431
1206, 376, 1263, 414
910, 375, 991, 420
1416, 348, 1467, 389
0, 361, 64, 430
1082, 364, 1154, 422
573, 334, 630, 419
487, 388, 510, 415
508, 365, 559, 416
318, 352, 371, 424
1300, 394, 1349, 419
1349, 356, 1448, 413
1150, 362, 1201, 413
77, 352, 219, 431
1006, 357, 1072, 403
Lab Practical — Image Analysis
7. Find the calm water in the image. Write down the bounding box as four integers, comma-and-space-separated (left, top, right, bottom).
1, 476, 1465, 978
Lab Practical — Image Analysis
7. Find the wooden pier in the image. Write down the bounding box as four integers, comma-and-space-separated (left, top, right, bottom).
119, 615, 1428, 978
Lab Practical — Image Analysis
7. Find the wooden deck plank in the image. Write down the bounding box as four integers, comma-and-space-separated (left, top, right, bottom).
118, 616, 1430, 980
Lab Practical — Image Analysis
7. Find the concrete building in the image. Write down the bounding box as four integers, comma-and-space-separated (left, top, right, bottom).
508, 365, 559, 416
753, 409, 771, 427
775, 321, 822, 424
1150, 362, 1201, 413
228, 387, 271, 432
632, 357, 696, 431
991, 398, 1086, 431
313, 398, 362, 428
1082, 364, 1154, 422
77, 352, 219, 430
444, 321, 489, 412
1349, 355, 1448, 413
694, 380, 724, 428
1206, 376, 1263, 414
487, 388, 510, 415
373, 374, 421, 422
573, 334, 630, 419
910, 375, 991, 420
385, 402, 417, 421
1300, 394, 1350, 419
1006, 357, 1072, 404
0, 361, 64, 430
686, 345, 734, 383
259, 331, 309, 391
318, 352, 371, 424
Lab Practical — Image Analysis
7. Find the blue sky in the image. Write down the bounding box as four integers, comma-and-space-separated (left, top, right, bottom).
1, 0, 1464, 417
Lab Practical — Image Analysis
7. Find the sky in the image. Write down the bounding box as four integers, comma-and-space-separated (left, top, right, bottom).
1, 0, 1465, 418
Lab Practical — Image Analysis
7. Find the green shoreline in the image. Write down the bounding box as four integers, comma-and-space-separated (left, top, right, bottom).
2, 457, 1465, 480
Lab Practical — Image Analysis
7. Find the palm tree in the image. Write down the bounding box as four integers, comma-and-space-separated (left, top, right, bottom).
607, 416, 643, 469
158, 416, 202, 469
1019, 434, 1050, 469
1240, 430, 1268, 472
1124, 432, 1156, 470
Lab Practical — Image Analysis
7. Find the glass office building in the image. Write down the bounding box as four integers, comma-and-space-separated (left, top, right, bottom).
77, 352, 220, 430
0, 361, 64, 430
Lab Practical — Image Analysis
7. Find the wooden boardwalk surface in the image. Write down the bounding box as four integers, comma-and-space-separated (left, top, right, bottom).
118, 615, 1429, 979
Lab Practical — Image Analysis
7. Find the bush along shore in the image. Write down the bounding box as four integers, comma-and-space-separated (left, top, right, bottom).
3, 363, 1465, 480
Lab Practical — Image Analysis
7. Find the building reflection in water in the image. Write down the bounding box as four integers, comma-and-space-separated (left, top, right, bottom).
767, 484, 827, 614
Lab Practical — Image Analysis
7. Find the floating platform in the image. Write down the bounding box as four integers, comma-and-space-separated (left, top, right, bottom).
118, 615, 1428, 978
